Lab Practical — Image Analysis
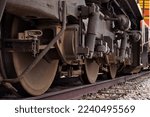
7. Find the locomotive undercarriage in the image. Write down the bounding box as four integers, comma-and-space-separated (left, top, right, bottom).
0, 0, 144, 96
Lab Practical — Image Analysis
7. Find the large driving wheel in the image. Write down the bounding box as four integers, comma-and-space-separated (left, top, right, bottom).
2, 15, 59, 96
81, 59, 99, 84
108, 64, 117, 79
13, 53, 59, 96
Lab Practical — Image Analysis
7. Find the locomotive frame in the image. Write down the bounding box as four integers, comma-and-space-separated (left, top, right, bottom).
0, 0, 149, 96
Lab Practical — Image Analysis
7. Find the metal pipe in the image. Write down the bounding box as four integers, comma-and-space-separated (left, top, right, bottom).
86, 4, 100, 58
1, 1, 67, 83
113, 0, 127, 16
123, 0, 136, 18
119, 33, 128, 62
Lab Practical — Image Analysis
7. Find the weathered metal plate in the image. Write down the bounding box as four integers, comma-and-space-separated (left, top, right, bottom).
6, 0, 59, 19
6, 0, 85, 19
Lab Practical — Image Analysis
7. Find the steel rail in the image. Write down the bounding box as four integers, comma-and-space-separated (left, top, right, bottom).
24, 71, 150, 100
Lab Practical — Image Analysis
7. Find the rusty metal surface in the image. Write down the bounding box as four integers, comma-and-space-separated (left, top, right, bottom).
6, 0, 59, 19
55, 25, 79, 64
25, 71, 150, 100
0, 0, 148, 97
1, 1, 67, 96
81, 59, 99, 84
6, 0, 85, 19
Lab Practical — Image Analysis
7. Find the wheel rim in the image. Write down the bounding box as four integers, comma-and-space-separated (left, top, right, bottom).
2, 16, 59, 96
82, 59, 99, 84
12, 52, 58, 95
108, 64, 117, 79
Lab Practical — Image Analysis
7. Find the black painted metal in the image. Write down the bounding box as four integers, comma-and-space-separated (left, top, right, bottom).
0, 0, 7, 22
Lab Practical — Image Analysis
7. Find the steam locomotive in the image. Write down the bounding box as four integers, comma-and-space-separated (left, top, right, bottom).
0, 0, 149, 96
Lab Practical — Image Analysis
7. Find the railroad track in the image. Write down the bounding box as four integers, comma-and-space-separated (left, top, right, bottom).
1, 70, 150, 100
82, 73, 150, 100
25, 71, 150, 100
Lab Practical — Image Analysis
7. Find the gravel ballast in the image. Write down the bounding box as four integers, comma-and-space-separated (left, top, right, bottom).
81, 74, 150, 100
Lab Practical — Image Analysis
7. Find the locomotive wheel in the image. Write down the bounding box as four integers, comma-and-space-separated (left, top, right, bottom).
13, 53, 59, 96
108, 64, 117, 79
81, 59, 99, 84
2, 16, 59, 96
